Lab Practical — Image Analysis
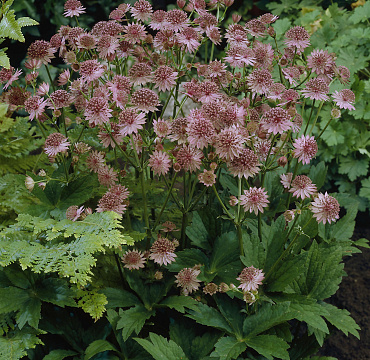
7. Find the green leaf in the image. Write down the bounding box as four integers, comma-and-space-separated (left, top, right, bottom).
0, 286, 41, 329
166, 248, 209, 272
242, 232, 266, 269
186, 302, 234, 334
16, 16, 39, 27
84, 339, 119, 360
43, 349, 79, 360
135, 333, 189, 360
321, 303, 360, 339
186, 211, 211, 250
36, 278, 76, 308
210, 336, 247, 360
349, 1, 370, 23
246, 335, 289, 360
215, 295, 244, 338
243, 302, 291, 337
359, 177, 370, 200
101, 287, 141, 309
77, 291, 107, 321
116, 305, 155, 341
0, 50, 10, 68
0, 10, 24, 42
308, 162, 327, 190
160, 295, 199, 313
338, 157, 369, 181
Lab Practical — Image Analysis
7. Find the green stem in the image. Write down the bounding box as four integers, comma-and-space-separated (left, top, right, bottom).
316, 116, 334, 141
236, 223, 244, 257
114, 252, 125, 289
212, 185, 234, 220
308, 100, 324, 135
303, 99, 316, 136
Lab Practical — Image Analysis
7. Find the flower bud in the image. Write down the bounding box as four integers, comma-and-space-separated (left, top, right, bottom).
267, 26, 275, 37
278, 156, 288, 167
38, 169, 46, 177
232, 14, 241, 23
173, 163, 181, 172
283, 210, 295, 222
223, 0, 234, 7
177, 0, 186, 8
331, 108, 341, 119
229, 196, 238, 206
25, 176, 35, 192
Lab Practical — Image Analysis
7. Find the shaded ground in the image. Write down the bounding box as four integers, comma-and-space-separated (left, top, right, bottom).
318, 227, 370, 359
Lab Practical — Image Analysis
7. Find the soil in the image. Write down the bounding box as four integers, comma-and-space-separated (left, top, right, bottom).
318, 227, 370, 359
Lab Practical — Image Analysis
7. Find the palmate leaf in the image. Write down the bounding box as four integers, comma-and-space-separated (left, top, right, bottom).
135, 333, 188, 360
246, 335, 289, 360
43, 349, 79, 360
160, 295, 199, 313
0, 326, 44, 360
210, 336, 247, 360
338, 157, 369, 182
116, 305, 155, 341
84, 339, 119, 360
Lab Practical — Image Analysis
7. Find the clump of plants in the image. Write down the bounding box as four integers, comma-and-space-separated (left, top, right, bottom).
0, 0, 366, 359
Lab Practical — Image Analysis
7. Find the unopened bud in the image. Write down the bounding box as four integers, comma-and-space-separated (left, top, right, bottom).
177, 0, 186, 8
184, 4, 193, 12
25, 176, 35, 191
283, 210, 295, 222
38, 169, 46, 177
53, 110, 61, 118
64, 117, 72, 126
267, 26, 275, 37
210, 162, 217, 170
223, 0, 234, 7
84, 207, 93, 215
219, 282, 230, 292
208, 152, 216, 161
279, 58, 288, 66
278, 156, 288, 167
258, 131, 267, 139
331, 108, 341, 119
154, 271, 163, 280
173, 163, 181, 172
229, 196, 238, 206
232, 14, 241, 23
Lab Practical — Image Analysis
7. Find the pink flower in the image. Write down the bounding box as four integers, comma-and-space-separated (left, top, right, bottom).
130, 0, 152, 22
86, 150, 105, 172
0, 67, 22, 90
261, 107, 292, 135
97, 165, 118, 187
27, 40, 55, 64
64, 0, 86, 17
24, 95, 48, 120
175, 145, 203, 173
237, 266, 264, 292
176, 27, 202, 53
245, 19, 266, 37
79, 59, 105, 82
121, 250, 146, 270
154, 65, 178, 92
239, 187, 269, 215
57, 69, 70, 86
123, 23, 147, 44
165, 9, 189, 32
44, 133, 70, 157
131, 88, 160, 113
332, 89, 355, 111
98, 123, 124, 148
301, 78, 329, 101
118, 108, 146, 136
307, 49, 334, 75
225, 24, 249, 45
175, 267, 201, 295
285, 26, 310, 52
187, 109, 216, 149
214, 125, 245, 161
49, 89, 72, 109
66, 205, 85, 221
267, 83, 286, 101
227, 148, 260, 179
198, 81, 220, 103
149, 236, 177, 265
225, 44, 256, 68
289, 175, 317, 200
149, 150, 172, 176
280, 173, 293, 189
169, 117, 188, 144
76, 33, 97, 50
96, 191, 127, 214
282, 66, 301, 86
311, 192, 340, 224
247, 69, 273, 95
85, 96, 112, 127
150, 10, 167, 30
97, 34, 119, 59
253, 41, 274, 69
198, 169, 216, 187
129, 62, 153, 86
153, 118, 171, 137
293, 135, 318, 165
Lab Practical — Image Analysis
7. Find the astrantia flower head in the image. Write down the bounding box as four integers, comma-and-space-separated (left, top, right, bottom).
0, 66, 22, 90
176, 27, 202, 53
307, 49, 335, 75
203, 282, 218, 296
24, 95, 48, 120
280, 173, 293, 189
285, 26, 310, 52
175, 267, 201, 295
79, 59, 105, 82
131, 88, 159, 113
247, 69, 273, 95
245, 19, 266, 38
86, 150, 105, 172
198, 169, 216, 187
154, 65, 178, 92
131, 0, 152, 22
49, 89, 72, 110
237, 266, 265, 292
225, 24, 249, 45
165, 9, 189, 32
289, 175, 317, 200
153, 118, 171, 138
64, 0, 86, 17
97, 165, 118, 187
293, 135, 318, 165
85, 96, 113, 127
129, 62, 153, 86
44, 133, 70, 157
214, 125, 245, 161
66, 205, 85, 221
150, 10, 167, 30
27, 40, 55, 64
228, 148, 260, 179
123, 23, 147, 44
311, 192, 340, 224
149, 236, 177, 265
169, 117, 188, 144
149, 150, 172, 176
301, 78, 329, 101
96, 191, 127, 214
332, 89, 355, 111
176, 145, 203, 172
121, 250, 146, 270
225, 44, 256, 68
239, 187, 269, 215
261, 107, 292, 135
187, 109, 216, 149
118, 108, 146, 136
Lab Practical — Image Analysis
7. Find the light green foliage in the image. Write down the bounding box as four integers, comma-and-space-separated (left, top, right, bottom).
0, 0, 38, 67
0, 212, 133, 286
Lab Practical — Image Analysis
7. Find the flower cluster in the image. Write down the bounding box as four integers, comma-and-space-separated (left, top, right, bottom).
8, 0, 350, 304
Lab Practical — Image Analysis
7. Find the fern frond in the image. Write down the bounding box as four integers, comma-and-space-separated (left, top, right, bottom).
0, 10, 24, 42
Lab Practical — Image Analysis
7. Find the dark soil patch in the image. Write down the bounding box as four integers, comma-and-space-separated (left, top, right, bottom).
318, 227, 370, 359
